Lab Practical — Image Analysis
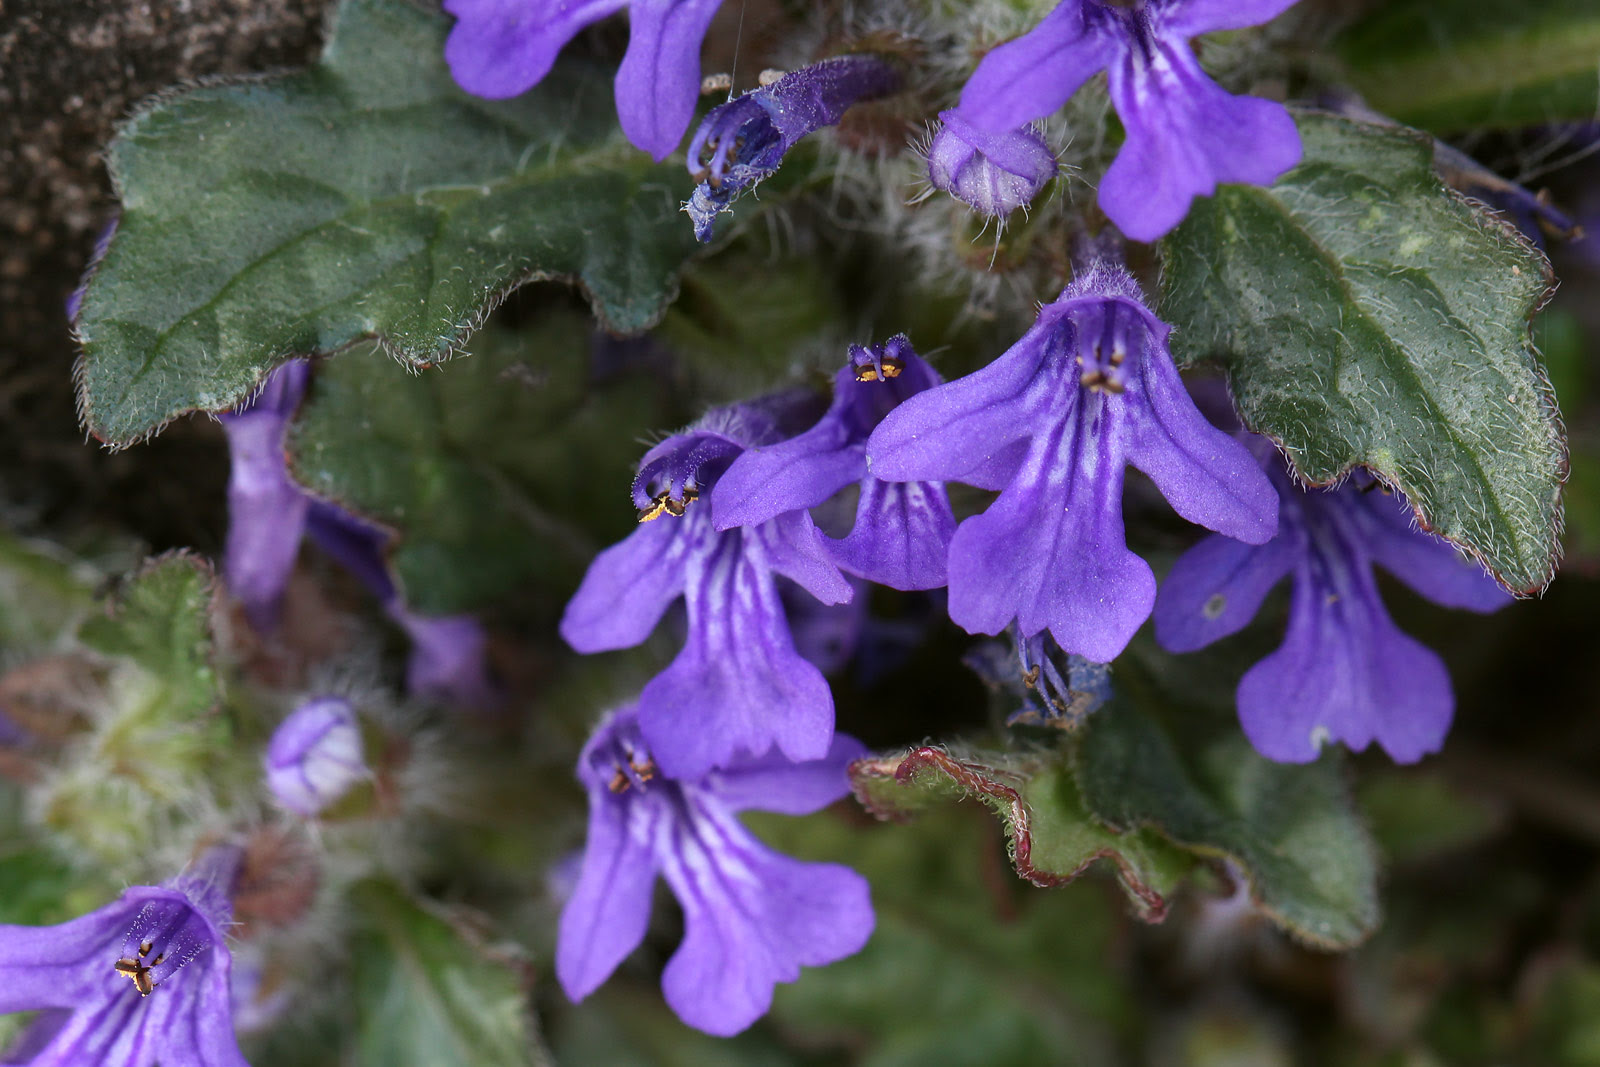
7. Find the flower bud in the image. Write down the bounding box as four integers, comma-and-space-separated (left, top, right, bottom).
264, 696, 368, 817
927, 110, 1056, 217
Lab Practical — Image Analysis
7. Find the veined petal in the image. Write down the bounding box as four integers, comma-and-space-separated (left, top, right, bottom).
867, 323, 1055, 489
956, 0, 1118, 132
708, 732, 867, 815
443, 0, 627, 100
658, 800, 872, 1036
556, 791, 660, 1002
1154, 531, 1296, 652
616, 0, 725, 159
638, 527, 835, 776
560, 517, 691, 653
828, 478, 955, 591
0, 909, 125, 1013
1100, 37, 1300, 241
1356, 488, 1512, 612
151, 964, 250, 1067
712, 418, 863, 532
1160, 0, 1303, 37
1124, 329, 1278, 544
756, 510, 855, 606
947, 411, 1154, 662
1237, 561, 1453, 764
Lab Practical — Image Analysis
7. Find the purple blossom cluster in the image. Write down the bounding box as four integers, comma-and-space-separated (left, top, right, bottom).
550, 251, 1513, 1031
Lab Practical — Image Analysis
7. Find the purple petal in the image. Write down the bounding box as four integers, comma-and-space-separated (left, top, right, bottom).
443, 0, 627, 100
560, 518, 690, 653
556, 792, 660, 1002
304, 501, 397, 605
947, 419, 1155, 662
220, 362, 314, 630
637, 527, 836, 776
0, 907, 125, 1013
1099, 38, 1300, 241
867, 325, 1052, 490
1123, 326, 1278, 544
708, 732, 867, 815
1154, 531, 1296, 652
658, 802, 873, 1036
712, 412, 863, 532
615, 0, 725, 159
955, 0, 1118, 132
1355, 489, 1512, 613
1238, 563, 1453, 764
755, 510, 855, 606
784, 578, 868, 674
1161, 0, 1303, 36
394, 611, 501, 709
828, 478, 955, 591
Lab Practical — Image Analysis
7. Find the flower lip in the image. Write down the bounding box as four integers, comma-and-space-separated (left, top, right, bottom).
581, 710, 661, 794
631, 431, 746, 517
687, 95, 782, 187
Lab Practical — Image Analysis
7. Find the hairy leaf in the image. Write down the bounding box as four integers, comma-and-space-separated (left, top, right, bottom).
350, 880, 546, 1067
752, 804, 1133, 1066
288, 318, 677, 616
852, 745, 1192, 920
1076, 690, 1380, 949
1338, 0, 1600, 131
74, 0, 701, 446
1161, 110, 1562, 592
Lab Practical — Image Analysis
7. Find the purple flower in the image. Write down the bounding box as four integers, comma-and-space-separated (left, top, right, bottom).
443, 0, 725, 160
556, 706, 873, 1036
560, 399, 853, 776
0, 846, 246, 1067
925, 111, 1057, 217
951, 0, 1302, 240
867, 260, 1277, 662
263, 695, 368, 817
220, 361, 499, 710
684, 55, 901, 241
1154, 443, 1511, 764
713, 337, 956, 591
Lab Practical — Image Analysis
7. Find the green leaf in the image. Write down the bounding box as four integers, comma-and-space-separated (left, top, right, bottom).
852, 744, 1193, 920
752, 803, 1134, 1066
1160, 110, 1562, 593
74, 0, 701, 446
1338, 0, 1600, 131
349, 880, 546, 1067
1358, 769, 1504, 865
289, 317, 676, 616
1076, 686, 1380, 950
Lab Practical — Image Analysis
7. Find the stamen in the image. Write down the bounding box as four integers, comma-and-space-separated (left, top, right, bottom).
608, 768, 631, 793
114, 956, 155, 996
879, 356, 905, 378
630, 757, 656, 782
853, 364, 880, 382
637, 494, 671, 523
